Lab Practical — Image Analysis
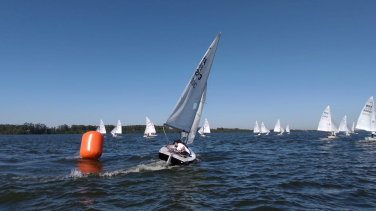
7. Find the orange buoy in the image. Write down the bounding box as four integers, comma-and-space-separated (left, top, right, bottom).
80, 131, 104, 159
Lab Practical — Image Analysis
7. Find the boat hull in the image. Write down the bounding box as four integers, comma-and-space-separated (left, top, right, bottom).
158, 146, 196, 165
365, 137, 376, 141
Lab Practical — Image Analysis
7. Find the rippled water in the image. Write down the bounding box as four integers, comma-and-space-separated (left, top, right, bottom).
1, 132, 376, 210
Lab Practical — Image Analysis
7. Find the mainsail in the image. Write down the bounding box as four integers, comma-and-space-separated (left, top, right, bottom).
286, 125, 290, 134
338, 115, 351, 133
96, 119, 106, 134
356, 96, 376, 132
254, 121, 260, 133
165, 33, 220, 144
111, 120, 122, 136
260, 122, 270, 134
144, 117, 157, 136
165, 33, 221, 133
274, 119, 281, 132
317, 106, 338, 132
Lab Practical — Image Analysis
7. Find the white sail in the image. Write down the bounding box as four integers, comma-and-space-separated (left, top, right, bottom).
260, 122, 270, 134
280, 126, 285, 133
317, 106, 338, 132
356, 96, 376, 132
115, 120, 122, 134
286, 125, 290, 133
351, 122, 355, 133
165, 33, 221, 133
110, 127, 116, 136
203, 118, 211, 133
198, 126, 204, 135
254, 121, 260, 133
111, 120, 122, 137
144, 117, 157, 136
274, 119, 281, 132
186, 84, 207, 144
338, 115, 351, 133
97, 119, 106, 134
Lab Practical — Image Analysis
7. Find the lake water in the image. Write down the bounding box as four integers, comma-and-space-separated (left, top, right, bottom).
1, 132, 376, 210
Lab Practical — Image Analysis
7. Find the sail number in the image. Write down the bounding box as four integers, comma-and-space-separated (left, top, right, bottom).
363, 104, 373, 114
190, 56, 207, 88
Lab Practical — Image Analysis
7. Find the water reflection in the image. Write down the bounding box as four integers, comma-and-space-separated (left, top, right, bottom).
76, 158, 103, 174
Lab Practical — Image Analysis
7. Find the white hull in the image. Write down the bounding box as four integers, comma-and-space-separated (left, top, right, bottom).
365, 137, 376, 141
327, 135, 338, 139
158, 146, 196, 165
144, 134, 158, 138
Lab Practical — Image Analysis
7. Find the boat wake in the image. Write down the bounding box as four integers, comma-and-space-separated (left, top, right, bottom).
69, 160, 174, 178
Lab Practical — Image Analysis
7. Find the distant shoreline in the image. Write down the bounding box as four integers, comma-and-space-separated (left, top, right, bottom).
0, 123, 315, 135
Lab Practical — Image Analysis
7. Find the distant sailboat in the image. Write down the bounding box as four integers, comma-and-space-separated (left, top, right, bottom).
274, 119, 284, 136
158, 33, 221, 165
355, 96, 376, 140
110, 120, 122, 138
254, 121, 261, 135
143, 117, 157, 138
261, 122, 270, 135
96, 119, 106, 134
351, 122, 357, 134
338, 116, 351, 136
198, 118, 211, 137
286, 125, 290, 134
317, 106, 338, 138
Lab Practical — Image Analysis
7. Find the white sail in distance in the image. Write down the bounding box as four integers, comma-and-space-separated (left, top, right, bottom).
254, 121, 260, 133
165, 33, 221, 133
317, 106, 338, 132
351, 122, 355, 133
274, 119, 281, 132
203, 118, 211, 133
261, 122, 270, 134
144, 117, 157, 136
286, 125, 290, 134
96, 119, 106, 134
338, 115, 351, 133
115, 120, 122, 134
356, 96, 376, 132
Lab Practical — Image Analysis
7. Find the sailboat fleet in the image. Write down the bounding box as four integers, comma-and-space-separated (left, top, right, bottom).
87, 33, 374, 167
253, 120, 290, 136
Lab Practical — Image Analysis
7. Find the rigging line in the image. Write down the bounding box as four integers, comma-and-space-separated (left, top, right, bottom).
163, 125, 170, 145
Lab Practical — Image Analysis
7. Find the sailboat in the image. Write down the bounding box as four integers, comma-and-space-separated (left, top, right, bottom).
286, 125, 290, 134
143, 117, 157, 138
158, 33, 221, 165
254, 121, 261, 135
355, 96, 376, 140
110, 120, 122, 138
260, 122, 270, 135
274, 119, 284, 135
317, 106, 339, 138
351, 122, 357, 134
338, 115, 351, 136
96, 119, 106, 134
198, 118, 211, 137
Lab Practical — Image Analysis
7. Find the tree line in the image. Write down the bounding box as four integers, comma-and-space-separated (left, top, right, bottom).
0, 123, 307, 135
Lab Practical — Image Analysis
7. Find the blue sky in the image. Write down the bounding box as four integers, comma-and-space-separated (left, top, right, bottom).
1, 0, 375, 130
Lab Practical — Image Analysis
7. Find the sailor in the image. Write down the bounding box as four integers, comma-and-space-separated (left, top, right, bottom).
168, 140, 191, 156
